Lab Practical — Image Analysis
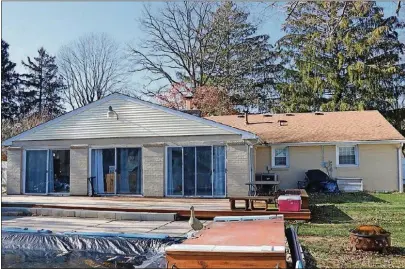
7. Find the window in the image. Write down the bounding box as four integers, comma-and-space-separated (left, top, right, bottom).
337, 145, 358, 166
272, 147, 289, 167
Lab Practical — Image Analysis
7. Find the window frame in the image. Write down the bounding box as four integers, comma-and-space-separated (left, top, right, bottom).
165, 145, 227, 198
88, 146, 143, 196
271, 146, 289, 168
23, 148, 70, 195
336, 144, 359, 167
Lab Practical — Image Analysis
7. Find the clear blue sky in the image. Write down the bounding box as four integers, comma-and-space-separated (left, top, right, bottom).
2, 1, 403, 87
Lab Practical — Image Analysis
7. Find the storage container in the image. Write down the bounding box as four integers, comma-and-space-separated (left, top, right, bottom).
278, 195, 301, 212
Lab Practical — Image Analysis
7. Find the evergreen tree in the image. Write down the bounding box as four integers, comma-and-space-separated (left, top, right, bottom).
20, 48, 65, 116
207, 1, 279, 111
1, 40, 20, 120
276, 1, 405, 113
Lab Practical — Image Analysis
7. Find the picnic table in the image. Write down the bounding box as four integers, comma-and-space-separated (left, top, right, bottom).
245, 180, 280, 196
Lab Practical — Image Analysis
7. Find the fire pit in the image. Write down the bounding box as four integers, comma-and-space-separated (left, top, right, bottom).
350, 225, 391, 253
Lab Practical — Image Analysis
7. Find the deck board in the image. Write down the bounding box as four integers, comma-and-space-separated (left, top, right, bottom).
2, 195, 311, 220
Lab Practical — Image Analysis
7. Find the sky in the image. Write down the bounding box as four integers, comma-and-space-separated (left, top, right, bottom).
2, 1, 404, 93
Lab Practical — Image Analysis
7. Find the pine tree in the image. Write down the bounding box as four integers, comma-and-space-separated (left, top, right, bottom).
1, 40, 20, 120
20, 47, 65, 116
276, 1, 405, 113
205, 1, 279, 111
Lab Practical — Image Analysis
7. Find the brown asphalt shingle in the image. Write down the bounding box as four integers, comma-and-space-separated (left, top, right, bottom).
207, 110, 404, 143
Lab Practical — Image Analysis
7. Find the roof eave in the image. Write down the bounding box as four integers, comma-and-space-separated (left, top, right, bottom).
262, 139, 405, 146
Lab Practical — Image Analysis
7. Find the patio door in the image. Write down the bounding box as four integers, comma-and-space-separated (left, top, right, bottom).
24, 149, 70, 194
166, 146, 226, 197
91, 148, 142, 195
25, 150, 48, 194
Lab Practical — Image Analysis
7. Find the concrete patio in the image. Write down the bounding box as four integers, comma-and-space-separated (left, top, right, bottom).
2, 215, 208, 237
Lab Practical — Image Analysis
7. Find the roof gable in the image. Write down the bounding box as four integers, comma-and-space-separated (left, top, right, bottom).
207, 111, 405, 144
3, 94, 256, 145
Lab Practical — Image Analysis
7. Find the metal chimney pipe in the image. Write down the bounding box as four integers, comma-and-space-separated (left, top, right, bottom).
184, 96, 193, 110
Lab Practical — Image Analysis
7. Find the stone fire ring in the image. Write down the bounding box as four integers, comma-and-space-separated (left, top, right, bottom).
350, 225, 391, 253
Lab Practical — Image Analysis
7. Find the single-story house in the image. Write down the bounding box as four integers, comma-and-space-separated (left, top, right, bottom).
3, 93, 404, 197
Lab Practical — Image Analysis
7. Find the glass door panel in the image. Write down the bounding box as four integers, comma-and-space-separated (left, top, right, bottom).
91, 149, 115, 194
196, 146, 212, 196
48, 150, 70, 193
213, 146, 226, 196
117, 148, 142, 194
167, 148, 183, 196
183, 147, 196, 196
25, 150, 47, 193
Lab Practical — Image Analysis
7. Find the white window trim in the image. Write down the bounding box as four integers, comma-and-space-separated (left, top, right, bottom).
271, 146, 289, 168
336, 145, 359, 167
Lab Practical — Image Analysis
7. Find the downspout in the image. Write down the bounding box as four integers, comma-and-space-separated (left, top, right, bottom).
398, 143, 403, 193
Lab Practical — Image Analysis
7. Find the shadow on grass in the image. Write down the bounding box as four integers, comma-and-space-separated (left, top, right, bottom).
387, 246, 405, 256
309, 192, 389, 205
301, 246, 318, 269
310, 204, 353, 224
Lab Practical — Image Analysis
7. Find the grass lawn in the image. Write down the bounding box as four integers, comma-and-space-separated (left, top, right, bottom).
294, 192, 405, 268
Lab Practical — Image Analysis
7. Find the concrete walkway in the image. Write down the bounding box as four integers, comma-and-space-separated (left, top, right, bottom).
2, 216, 210, 237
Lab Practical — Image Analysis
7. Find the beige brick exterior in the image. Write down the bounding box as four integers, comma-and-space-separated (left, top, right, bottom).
226, 144, 250, 196
7, 147, 22, 194
255, 144, 400, 191
142, 145, 165, 197
70, 145, 89, 196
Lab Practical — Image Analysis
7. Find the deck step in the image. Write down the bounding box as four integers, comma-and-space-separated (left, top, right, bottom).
2, 207, 178, 221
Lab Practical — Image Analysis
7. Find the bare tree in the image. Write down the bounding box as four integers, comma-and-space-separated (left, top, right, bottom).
58, 33, 130, 109
2, 110, 54, 165
128, 1, 221, 96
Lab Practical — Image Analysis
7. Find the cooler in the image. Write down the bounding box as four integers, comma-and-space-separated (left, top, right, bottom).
277, 195, 301, 212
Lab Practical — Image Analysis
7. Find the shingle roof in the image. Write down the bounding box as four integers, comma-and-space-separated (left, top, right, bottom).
206, 110, 405, 144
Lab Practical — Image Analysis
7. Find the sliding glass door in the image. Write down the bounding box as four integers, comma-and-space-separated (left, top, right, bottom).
166, 146, 226, 197
48, 150, 71, 193
183, 147, 195, 196
213, 146, 226, 196
167, 148, 183, 196
25, 149, 70, 194
117, 148, 142, 194
25, 150, 48, 193
196, 147, 212, 196
91, 148, 142, 195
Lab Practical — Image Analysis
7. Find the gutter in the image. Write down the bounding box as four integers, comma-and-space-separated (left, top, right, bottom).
261, 140, 405, 147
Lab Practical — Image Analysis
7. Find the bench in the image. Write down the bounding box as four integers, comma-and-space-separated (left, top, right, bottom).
229, 196, 276, 211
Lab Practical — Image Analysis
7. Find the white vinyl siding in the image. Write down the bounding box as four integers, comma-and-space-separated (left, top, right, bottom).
18, 98, 234, 141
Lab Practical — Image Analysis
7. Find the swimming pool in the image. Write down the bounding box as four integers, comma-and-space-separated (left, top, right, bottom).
2, 228, 183, 268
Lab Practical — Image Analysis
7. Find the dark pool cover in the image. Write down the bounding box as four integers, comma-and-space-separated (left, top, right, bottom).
2, 232, 182, 268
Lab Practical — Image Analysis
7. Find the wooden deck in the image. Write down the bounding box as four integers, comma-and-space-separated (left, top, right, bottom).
166, 217, 287, 268
2, 195, 311, 220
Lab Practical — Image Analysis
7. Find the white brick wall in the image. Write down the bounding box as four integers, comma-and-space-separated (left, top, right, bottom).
70, 146, 88, 196
7, 147, 22, 194
227, 144, 249, 196
142, 145, 165, 197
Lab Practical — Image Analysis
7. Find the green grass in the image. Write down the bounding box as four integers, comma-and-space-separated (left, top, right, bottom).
291, 192, 405, 268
